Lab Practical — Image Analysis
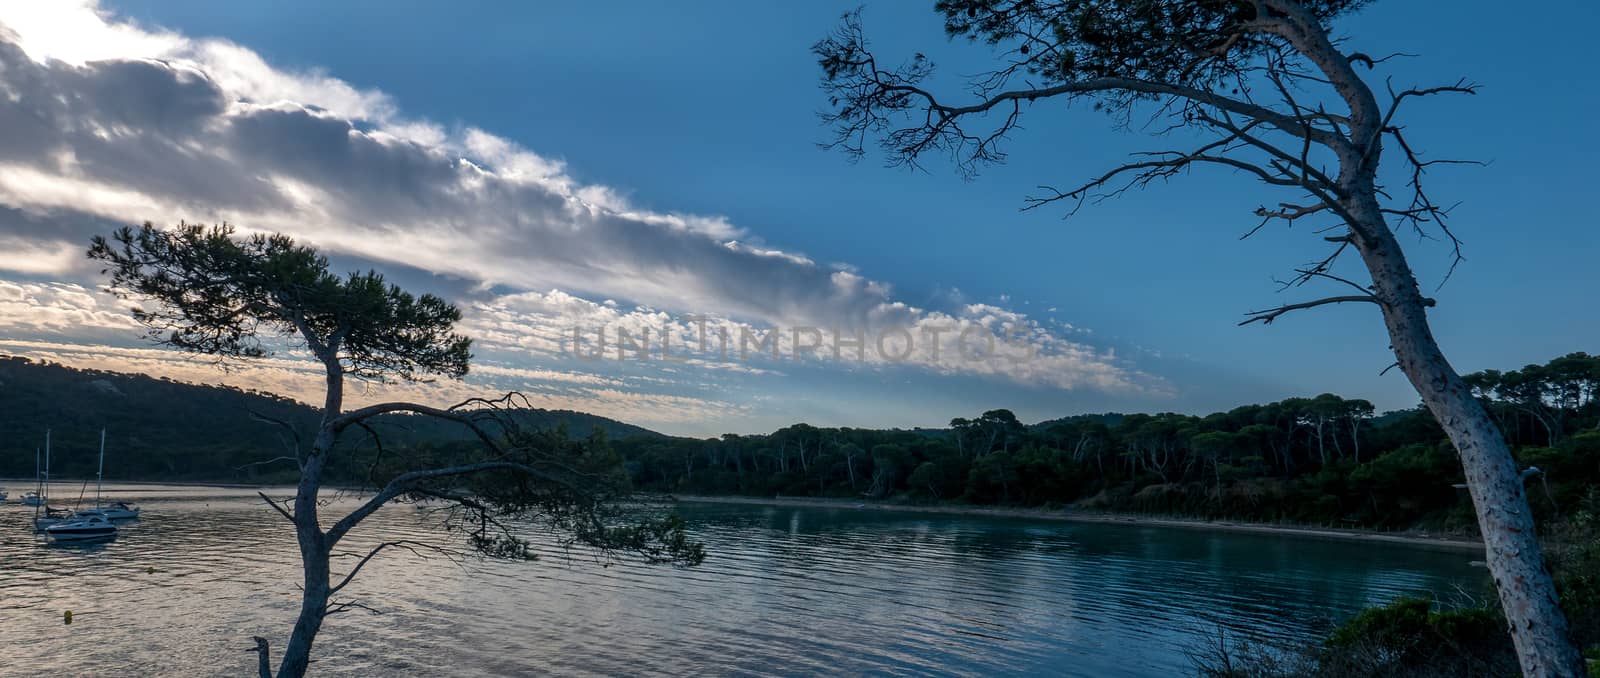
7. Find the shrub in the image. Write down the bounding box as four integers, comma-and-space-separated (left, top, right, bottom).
1191, 597, 1518, 677
1317, 597, 1515, 676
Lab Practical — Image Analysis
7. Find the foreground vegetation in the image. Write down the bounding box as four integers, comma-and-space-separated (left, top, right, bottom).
1194, 507, 1600, 677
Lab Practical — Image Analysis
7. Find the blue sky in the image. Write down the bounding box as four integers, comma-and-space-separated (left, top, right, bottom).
0, 1, 1593, 436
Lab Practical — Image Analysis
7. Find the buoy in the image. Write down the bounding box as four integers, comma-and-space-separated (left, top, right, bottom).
64, 610, 72, 625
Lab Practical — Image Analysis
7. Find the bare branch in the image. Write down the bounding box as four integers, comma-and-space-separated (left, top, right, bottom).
236, 457, 300, 476
258, 491, 294, 523
354, 420, 389, 492
247, 408, 303, 468
330, 539, 465, 595
325, 460, 573, 546
1288, 267, 1372, 295
1024, 133, 1308, 213
323, 599, 380, 617
1239, 295, 1378, 326
1384, 125, 1482, 288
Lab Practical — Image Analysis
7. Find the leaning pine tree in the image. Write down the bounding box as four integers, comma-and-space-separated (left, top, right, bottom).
814, 1, 1582, 675
90, 223, 703, 678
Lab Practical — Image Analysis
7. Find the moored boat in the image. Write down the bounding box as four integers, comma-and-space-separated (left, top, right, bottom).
76, 501, 141, 521
43, 513, 118, 542
73, 430, 141, 521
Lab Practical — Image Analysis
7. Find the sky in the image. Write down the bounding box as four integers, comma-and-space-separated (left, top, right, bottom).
0, 0, 1593, 437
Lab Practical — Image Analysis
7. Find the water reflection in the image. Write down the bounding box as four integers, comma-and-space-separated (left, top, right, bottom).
0, 485, 1483, 677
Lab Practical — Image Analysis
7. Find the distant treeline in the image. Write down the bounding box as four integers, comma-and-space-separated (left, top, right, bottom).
0, 355, 659, 483
5, 352, 1598, 534
614, 353, 1600, 534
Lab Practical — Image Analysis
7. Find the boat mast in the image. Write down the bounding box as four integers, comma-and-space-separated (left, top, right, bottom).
97, 429, 106, 510
43, 429, 50, 507
32, 445, 40, 519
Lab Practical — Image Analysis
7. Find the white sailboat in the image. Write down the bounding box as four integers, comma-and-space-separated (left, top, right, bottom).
32, 430, 71, 531
73, 430, 140, 521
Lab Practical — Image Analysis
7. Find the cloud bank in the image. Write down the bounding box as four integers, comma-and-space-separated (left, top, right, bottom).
0, 1, 1169, 429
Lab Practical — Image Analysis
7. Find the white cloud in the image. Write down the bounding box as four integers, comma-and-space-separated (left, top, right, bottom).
0, 280, 139, 334
0, 235, 79, 274
462, 289, 1161, 393
0, 0, 1165, 403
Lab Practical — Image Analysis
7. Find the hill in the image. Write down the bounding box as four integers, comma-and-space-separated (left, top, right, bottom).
0, 355, 661, 483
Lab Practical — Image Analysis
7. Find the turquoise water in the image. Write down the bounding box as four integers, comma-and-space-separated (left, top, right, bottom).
0, 485, 1484, 676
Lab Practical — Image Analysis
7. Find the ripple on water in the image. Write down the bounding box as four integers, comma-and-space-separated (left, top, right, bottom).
0, 487, 1484, 676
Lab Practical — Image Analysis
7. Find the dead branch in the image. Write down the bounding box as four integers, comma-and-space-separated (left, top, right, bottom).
236, 456, 299, 472
1239, 295, 1378, 326
247, 636, 272, 678
323, 599, 380, 617
258, 491, 294, 523
330, 539, 465, 595
324, 460, 577, 546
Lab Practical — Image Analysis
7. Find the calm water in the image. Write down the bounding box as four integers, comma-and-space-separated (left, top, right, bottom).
0, 484, 1484, 677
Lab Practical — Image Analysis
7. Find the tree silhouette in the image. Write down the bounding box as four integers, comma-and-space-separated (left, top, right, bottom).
90, 223, 703, 678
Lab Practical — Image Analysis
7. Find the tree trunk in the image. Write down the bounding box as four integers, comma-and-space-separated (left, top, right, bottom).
1314, 419, 1327, 466
277, 364, 342, 678
1351, 200, 1584, 677
1273, 4, 1585, 667
278, 505, 330, 678
1350, 418, 1361, 464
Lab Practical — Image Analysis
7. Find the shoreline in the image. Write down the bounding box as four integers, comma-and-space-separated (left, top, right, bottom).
0, 477, 289, 490
0, 479, 1485, 551
671, 494, 1486, 552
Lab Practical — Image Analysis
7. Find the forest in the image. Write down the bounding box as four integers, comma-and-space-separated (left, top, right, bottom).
0, 355, 659, 483
615, 352, 1600, 536
4, 351, 1597, 537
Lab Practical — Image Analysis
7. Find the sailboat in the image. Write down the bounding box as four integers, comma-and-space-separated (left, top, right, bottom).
43, 429, 120, 542
32, 431, 72, 531
43, 513, 118, 541
73, 430, 140, 521
20, 446, 44, 506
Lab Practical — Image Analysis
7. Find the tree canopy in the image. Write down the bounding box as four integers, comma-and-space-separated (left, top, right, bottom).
90, 222, 470, 380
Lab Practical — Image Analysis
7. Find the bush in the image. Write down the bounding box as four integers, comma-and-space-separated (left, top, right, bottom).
1191, 597, 1517, 677
1317, 597, 1515, 677
1548, 492, 1600, 653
